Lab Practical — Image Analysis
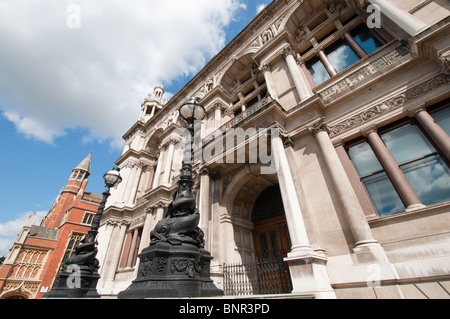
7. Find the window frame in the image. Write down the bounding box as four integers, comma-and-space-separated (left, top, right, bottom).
345, 112, 450, 217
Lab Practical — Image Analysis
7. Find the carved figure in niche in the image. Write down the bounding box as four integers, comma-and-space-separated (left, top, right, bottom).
206, 79, 214, 92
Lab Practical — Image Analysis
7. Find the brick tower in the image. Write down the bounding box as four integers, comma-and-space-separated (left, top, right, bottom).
0, 153, 102, 299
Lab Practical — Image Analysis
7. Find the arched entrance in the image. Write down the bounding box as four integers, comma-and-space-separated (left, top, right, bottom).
251, 184, 292, 294
252, 184, 291, 262
221, 167, 294, 295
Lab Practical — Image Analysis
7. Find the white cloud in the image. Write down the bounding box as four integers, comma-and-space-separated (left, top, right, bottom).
0, 0, 246, 149
0, 211, 47, 257
256, 2, 269, 14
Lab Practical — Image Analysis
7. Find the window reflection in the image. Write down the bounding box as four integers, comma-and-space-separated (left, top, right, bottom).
348, 141, 383, 176
306, 56, 330, 85
351, 24, 384, 55
362, 171, 405, 216
431, 107, 450, 136
325, 39, 359, 73
401, 155, 450, 206
381, 124, 435, 164
348, 141, 404, 216
380, 123, 450, 206
347, 115, 450, 217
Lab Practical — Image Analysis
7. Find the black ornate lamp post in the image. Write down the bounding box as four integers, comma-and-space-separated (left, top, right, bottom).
44, 167, 122, 299
119, 97, 223, 298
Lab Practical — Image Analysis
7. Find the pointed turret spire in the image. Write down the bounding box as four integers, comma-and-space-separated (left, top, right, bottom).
74, 151, 92, 175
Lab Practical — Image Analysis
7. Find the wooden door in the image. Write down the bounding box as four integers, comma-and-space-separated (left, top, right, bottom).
253, 215, 291, 261
253, 214, 292, 294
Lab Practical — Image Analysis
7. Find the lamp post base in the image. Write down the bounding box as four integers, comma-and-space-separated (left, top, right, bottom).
43, 266, 101, 299
118, 242, 223, 299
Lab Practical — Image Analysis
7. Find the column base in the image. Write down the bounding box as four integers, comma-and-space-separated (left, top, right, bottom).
406, 203, 426, 212
353, 241, 389, 263
284, 250, 336, 299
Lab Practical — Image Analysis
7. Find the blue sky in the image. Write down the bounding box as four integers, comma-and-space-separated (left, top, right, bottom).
0, 0, 272, 256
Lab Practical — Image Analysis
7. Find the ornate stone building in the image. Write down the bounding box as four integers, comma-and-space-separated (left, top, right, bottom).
97, 0, 450, 298
0, 153, 102, 299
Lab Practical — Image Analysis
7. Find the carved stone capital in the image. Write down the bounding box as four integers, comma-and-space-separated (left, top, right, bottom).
259, 63, 271, 73
281, 45, 296, 58
309, 119, 330, 135
439, 53, 450, 75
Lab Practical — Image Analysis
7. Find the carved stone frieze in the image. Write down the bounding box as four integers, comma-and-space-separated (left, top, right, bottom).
319, 46, 410, 101
329, 74, 450, 137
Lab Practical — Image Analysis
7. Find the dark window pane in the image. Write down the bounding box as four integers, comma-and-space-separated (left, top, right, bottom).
325, 39, 359, 73
351, 24, 384, 55
306, 56, 330, 85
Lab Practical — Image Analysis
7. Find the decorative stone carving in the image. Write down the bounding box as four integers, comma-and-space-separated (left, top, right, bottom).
171, 259, 202, 278
294, 25, 308, 42
320, 46, 410, 101
309, 119, 330, 135
139, 256, 154, 277
329, 74, 450, 137
440, 53, 450, 74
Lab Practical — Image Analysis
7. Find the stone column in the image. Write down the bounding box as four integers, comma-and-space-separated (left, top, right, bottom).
369, 0, 427, 36
365, 129, 424, 211
260, 63, 279, 101
146, 165, 156, 191
343, 32, 367, 59
161, 139, 176, 185
312, 123, 381, 250
154, 204, 165, 222
102, 221, 128, 293
114, 164, 131, 205
128, 163, 143, 205
413, 108, 450, 161
282, 45, 313, 101
271, 132, 313, 257
318, 49, 338, 77
334, 19, 368, 59
152, 149, 163, 188
214, 103, 222, 129
123, 162, 138, 204
139, 207, 154, 249
199, 168, 211, 251
272, 129, 335, 298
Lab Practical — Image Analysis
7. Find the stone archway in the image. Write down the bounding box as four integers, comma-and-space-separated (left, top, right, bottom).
221, 169, 293, 295
251, 184, 291, 262
222, 164, 280, 264
0, 282, 33, 299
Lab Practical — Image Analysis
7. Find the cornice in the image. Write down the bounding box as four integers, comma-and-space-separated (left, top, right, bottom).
162, 0, 296, 107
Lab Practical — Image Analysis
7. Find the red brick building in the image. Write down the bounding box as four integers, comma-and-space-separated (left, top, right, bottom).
0, 153, 102, 299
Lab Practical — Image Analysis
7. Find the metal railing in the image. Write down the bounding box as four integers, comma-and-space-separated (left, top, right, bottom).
223, 259, 292, 296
